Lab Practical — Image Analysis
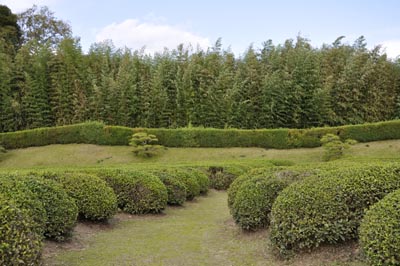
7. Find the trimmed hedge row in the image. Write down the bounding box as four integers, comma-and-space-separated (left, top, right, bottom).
269, 164, 400, 256
359, 189, 400, 266
3, 119, 400, 149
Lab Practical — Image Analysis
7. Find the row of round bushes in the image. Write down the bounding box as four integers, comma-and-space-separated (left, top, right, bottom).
269, 164, 400, 257
0, 166, 209, 265
228, 163, 400, 265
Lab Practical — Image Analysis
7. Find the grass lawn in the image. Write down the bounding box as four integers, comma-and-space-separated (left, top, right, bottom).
43, 190, 365, 266
1, 139, 400, 169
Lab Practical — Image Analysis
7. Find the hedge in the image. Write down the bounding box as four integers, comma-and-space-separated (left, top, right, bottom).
94, 169, 168, 214
359, 189, 400, 266
0, 174, 47, 235
3, 119, 400, 149
269, 164, 400, 256
43, 172, 118, 221
149, 169, 187, 205
0, 194, 42, 266
18, 176, 78, 240
231, 176, 288, 230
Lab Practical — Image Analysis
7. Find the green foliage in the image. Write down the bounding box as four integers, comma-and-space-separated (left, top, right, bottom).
0, 145, 5, 153
0, 194, 42, 266
18, 176, 78, 240
47, 172, 118, 221
0, 174, 47, 235
187, 168, 210, 194
208, 165, 250, 190
359, 189, 400, 266
150, 169, 187, 205
231, 176, 288, 230
129, 132, 164, 158
320, 133, 352, 161
171, 169, 201, 200
269, 164, 400, 256
95, 169, 168, 214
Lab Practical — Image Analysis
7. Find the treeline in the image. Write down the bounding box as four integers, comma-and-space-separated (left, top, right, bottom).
1, 5, 400, 132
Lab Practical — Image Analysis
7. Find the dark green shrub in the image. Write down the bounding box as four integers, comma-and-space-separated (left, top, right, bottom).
19, 176, 78, 240
0, 174, 47, 235
150, 169, 187, 205
208, 164, 251, 190
49, 173, 118, 221
359, 189, 400, 266
171, 169, 200, 200
270, 164, 400, 256
0, 194, 42, 266
227, 168, 275, 209
231, 176, 288, 230
0, 145, 5, 153
187, 168, 209, 194
96, 169, 168, 214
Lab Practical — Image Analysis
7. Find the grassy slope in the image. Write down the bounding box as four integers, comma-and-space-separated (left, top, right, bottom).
1, 139, 400, 169
44, 190, 365, 266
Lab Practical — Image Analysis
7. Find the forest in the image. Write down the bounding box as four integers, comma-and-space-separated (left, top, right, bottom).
1, 5, 400, 132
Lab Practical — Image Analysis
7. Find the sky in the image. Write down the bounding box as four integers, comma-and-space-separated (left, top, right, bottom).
2, 0, 400, 58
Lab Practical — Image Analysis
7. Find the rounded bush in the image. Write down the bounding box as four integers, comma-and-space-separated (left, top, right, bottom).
227, 167, 275, 209
172, 169, 200, 200
150, 169, 187, 205
270, 164, 400, 256
19, 176, 78, 240
187, 168, 209, 194
98, 169, 168, 214
52, 173, 118, 221
0, 194, 42, 266
359, 189, 400, 266
0, 174, 47, 235
231, 176, 288, 230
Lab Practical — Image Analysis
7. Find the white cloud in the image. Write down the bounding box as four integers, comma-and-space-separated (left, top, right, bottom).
380, 40, 400, 59
0, 0, 58, 12
95, 19, 211, 54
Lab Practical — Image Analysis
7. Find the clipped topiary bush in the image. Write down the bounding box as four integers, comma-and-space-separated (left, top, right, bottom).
150, 169, 187, 205
359, 189, 400, 266
49, 173, 118, 221
19, 176, 78, 240
270, 164, 400, 256
208, 164, 250, 190
227, 167, 276, 209
0, 194, 42, 266
96, 169, 168, 214
172, 169, 201, 200
0, 174, 47, 235
231, 176, 288, 230
186, 168, 209, 194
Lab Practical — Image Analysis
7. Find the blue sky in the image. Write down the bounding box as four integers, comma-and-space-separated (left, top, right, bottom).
2, 0, 400, 57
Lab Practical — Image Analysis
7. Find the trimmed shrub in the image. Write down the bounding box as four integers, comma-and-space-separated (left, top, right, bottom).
96, 169, 168, 214
150, 169, 187, 205
208, 165, 249, 190
231, 176, 288, 230
48, 173, 118, 221
270, 164, 400, 256
3, 120, 400, 149
19, 176, 78, 240
171, 169, 200, 200
0, 194, 42, 266
187, 168, 209, 194
359, 189, 400, 266
227, 168, 275, 209
0, 174, 47, 235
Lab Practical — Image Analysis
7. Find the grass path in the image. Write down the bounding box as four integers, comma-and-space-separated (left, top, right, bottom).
44, 190, 365, 266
